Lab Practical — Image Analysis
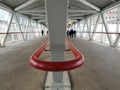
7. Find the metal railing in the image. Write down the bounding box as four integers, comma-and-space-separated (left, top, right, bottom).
29, 40, 84, 71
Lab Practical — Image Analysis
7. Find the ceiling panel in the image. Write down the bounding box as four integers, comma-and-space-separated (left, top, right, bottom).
0, 0, 119, 22
19, 0, 45, 11
86, 0, 113, 9
69, 0, 94, 10
1, 0, 28, 8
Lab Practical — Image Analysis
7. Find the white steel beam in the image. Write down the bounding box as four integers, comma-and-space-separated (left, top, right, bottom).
69, 10, 97, 13
68, 19, 78, 22
68, 13, 92, 17
103, 0, 120, 12
38, 19, 77, 23
14, 0, 38, 11
24, 13, 46, 16
18, 10, 45, 13
31, 16, 46, 19
0, 3, 13, 12
31, 6, 45, 10
45, 0, 69, 89
111, 0, 116, 2
38, 20, 46, 22
69, 17, 85, 19
33, 16, 84, 20
18, 9, 97, 13
76, 0, 100, 11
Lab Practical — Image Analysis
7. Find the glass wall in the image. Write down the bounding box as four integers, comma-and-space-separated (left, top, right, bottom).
103, 7, 119, 45
93, 15, 109, 44
0, 7, 46, 47
73, 6, 120, 47
5, 15, 22, 44
0, 9, 11, 46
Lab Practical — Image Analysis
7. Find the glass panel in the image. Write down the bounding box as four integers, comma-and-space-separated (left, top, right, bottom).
91, 15, 98, 32
33, 22, 40, 37
76, 22, 81, 37
93, 16, 109, 44
118, 40, 120, 47
108, 21, 118, 44
80, 20, 84, 27
104, 7, 118, 22
104, 7, 119, 45
93, 24, 103, 42
82, 24, 89, 40
26, 21, 34, 39
0, 8, 11, 46
5, 16, 23, 44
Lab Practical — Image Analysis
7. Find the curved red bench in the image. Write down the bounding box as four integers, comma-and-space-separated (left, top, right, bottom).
29, 40, 84, 71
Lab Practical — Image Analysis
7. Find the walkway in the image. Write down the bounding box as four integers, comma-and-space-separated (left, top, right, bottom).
0, 36, 120, 90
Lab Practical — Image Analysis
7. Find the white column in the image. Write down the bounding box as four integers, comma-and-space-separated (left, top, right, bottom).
45, 0, 68, 85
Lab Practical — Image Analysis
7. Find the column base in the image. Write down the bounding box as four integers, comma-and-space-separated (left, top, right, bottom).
45, 71, 71, 90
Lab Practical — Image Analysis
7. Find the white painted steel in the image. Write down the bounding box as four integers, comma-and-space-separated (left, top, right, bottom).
45, 0, 70, 90
102, 0, 120, 12
0, 3, 13, 12
18, 9, 97, 13
45, 72, 71, 90
14, 0, 38, 11
76, 0, 100, 11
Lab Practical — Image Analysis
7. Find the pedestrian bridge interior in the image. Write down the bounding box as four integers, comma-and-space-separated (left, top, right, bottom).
0, 0, 120, 90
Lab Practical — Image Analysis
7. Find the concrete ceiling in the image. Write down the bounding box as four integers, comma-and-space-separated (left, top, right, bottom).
0, 0, 119, 23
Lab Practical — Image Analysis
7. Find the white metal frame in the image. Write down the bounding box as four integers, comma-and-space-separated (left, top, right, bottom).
14, 0, 38, 11
0, 3, 45, 47
76, 0, 100, 11
45, 0, 71, 90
